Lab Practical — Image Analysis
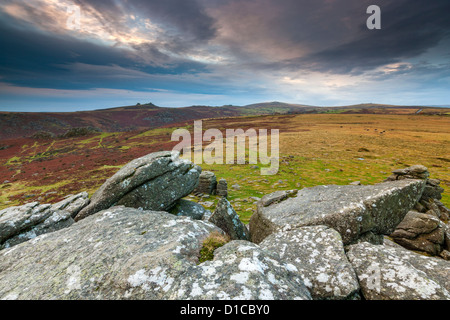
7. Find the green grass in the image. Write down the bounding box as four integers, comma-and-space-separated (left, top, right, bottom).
5, 156, 21, 166
198, 231, 230, 263
128, 127, 174, 140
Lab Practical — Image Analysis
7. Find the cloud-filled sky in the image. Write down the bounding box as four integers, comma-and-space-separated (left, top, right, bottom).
0, 0, 449, 111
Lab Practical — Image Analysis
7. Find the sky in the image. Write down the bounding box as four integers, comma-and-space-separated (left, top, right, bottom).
0, 0, 449, 112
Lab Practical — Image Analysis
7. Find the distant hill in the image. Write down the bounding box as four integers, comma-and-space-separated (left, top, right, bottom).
0, 102, 447, 140
0, 103, 240, 140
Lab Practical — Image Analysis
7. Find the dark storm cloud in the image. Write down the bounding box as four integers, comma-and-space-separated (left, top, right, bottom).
0, 15, 134, 89
201, 0, 450, 75
282, 0, 450, 74
0, 12, 208, 90
3, 0, 449, 77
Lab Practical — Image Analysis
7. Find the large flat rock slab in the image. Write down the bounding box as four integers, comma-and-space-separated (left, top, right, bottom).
260, 226, 359, 300
0, 206, 314, 300
170, 241, 312, 300
0, 207, 221, 300
249, 179, 425, 244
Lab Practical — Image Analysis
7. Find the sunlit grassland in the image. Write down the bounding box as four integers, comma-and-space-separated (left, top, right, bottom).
197, 114, 450, 223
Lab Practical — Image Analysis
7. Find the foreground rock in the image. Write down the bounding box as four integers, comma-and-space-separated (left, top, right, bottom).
75, 151, 201, 221
250, 179, 426, 244
346, 242, 450, 300
0, 207, 313, 300
209, 198, 250, 241
0, 202, 74, 250
0, 207, 222, 299
260, 226, 359, 300
172, 241, 312, 300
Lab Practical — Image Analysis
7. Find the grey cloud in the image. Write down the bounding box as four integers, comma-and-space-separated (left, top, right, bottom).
262, 0, 450, 74
204, 0, 450, 76
75, 0, 216, 42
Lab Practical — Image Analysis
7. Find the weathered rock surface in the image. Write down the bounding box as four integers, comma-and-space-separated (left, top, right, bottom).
0, 206, 222, 300
388, 166, 450, 257
260, 226, 359, 300
75, 151, 201, 221
170, 199, 207, 220
209, 198, 250, 241
0, 207, 313, 300
250, 179, 425, 244
346, 242, 450, 300
390, 211, 446, 255
0, 202, 74, 250
171, 241, 312, 300
51, 192, 90, 218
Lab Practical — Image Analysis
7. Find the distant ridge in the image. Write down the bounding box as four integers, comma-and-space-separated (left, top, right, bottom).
0, 102, 448, 140
425, 105, 450, 108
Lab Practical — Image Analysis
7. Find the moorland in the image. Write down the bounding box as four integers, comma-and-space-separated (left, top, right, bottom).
0, 103, 449, 223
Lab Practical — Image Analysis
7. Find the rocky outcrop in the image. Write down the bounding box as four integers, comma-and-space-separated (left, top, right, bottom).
260, 226, 360, 300
209, 198, 250, 241
249, 179, 426, 244
0, 158, 448, 301
75, 151, 201, 221
0, 207, 222, 299
0, 206, 312, 300
0, 202, 74, 250
388, 166, 450, 258
346, 241, 450, 300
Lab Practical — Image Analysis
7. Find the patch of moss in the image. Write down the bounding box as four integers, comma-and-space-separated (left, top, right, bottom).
198, 232, 230, 264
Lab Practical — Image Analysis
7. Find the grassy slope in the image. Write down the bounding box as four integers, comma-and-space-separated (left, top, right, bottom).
1, 113, 449, 224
